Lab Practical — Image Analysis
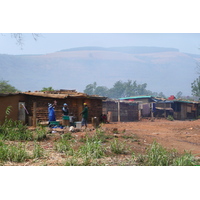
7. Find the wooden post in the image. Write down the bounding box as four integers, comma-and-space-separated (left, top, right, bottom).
151, 103, 154, 121
164, 103, 166, 118
118, 100, 120, 122
107, 111, 112, 122
33, 102, 37, 127
138, 103, 142, 121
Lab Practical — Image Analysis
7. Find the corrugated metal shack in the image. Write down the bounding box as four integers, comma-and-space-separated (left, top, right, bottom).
120, 96, 156, 119
102, 99, 139, 122
170, 99, 199, 120
119, 96, 200, 120
0, 90, 106, 125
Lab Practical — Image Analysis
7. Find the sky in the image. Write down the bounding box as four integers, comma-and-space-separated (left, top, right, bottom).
1, 1, 200, 56
0, 33, 200, 55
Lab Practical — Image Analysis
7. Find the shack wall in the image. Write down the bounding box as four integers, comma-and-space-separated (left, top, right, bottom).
25, 96, 102, 123
0, 94, 27, 124
103, 101, 138, 122
173, 102, 198, 120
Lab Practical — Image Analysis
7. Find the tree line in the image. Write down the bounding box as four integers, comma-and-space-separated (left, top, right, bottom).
1, 79, 200, 100
83, 80, 166, 99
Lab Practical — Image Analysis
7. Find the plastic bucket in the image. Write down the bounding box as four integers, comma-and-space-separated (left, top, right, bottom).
75, 122, 82, 129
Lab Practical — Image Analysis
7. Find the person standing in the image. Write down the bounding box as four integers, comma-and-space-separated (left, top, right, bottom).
80, 103, 88, 128
48, 100, 57, 122
62, 103, 69, 116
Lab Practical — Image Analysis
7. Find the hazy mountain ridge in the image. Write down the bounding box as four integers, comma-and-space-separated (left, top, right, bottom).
0, 46, 199, 96
59, 46, 179, 54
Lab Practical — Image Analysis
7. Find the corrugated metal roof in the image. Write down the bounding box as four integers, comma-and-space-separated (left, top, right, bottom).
23, 92, 106, 99
119, 96, 200, 104
119, 96, 153, 100
0, 90, 107, 100
19, 91, 105, 100
169, 99, 199, 104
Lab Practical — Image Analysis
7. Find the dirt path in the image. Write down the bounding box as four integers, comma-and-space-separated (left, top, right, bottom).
102, 119, 200, 156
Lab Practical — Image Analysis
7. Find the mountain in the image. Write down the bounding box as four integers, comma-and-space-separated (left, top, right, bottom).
0, 46, 200, 96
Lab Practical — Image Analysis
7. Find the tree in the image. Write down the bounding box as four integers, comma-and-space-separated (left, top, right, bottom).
84, 82, 97, 95
40, 87, 54, 92
0, 80, 19, 93
109, 80, 126, 98
95, 86, 109, 96
191, 76, 200, 97
1, 33, 41, 47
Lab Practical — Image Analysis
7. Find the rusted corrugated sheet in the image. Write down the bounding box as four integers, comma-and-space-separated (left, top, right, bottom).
23, 91, 106, 100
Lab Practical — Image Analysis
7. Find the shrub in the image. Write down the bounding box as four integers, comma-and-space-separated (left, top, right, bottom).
78, 138, 106, 159
0, 119, 33, 141
65, 156, 79, 166
110, 139, 128, 154
34, 127, 47, 141
33, 142, 45, 158
144, 141, 176, 166
137, 141, 198, 166
61, 132, 74, 141
167, 115, 174, 121
172, 151, 197, 166
54, 138, 74, 154
0, 141, 30, 162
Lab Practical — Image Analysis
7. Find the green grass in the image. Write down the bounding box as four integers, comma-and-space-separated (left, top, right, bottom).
80, 129, 114, 143
167, 115, 174, 121
34, 127, 47, 141
54, 137, 74, 155
78, 139, 106, 159
33, 142, 45, 158
0, 119, 34, 141
110, 139, 129, 154
172, 151, 197, 166
137, 141, 199, 166
0, 141, 30, 162
0, 118, 48, 141
61, 132, 75, 141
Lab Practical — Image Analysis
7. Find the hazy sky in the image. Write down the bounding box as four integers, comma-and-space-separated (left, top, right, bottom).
0, 33, 200, 55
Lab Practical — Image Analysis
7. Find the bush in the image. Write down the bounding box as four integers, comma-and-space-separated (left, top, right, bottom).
137, 141, 198, 166
172, 151, 197, 166
34, 127, 47, 141
0, 119, 33, 141
167, 115, 174, 121
78, 138, 106, 159
0, 141, 30, 162
33, 142, 45, 158
110, 139, 128, 154
144, 141, 176, 166
61, 132, 74, 141
54, 138, 74, 154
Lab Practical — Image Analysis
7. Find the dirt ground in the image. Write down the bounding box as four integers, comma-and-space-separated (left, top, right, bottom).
103, 119, 200, 156
3, 118, 200, 166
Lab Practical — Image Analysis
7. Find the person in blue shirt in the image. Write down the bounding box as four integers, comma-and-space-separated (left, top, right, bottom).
48, 100, 57, 122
